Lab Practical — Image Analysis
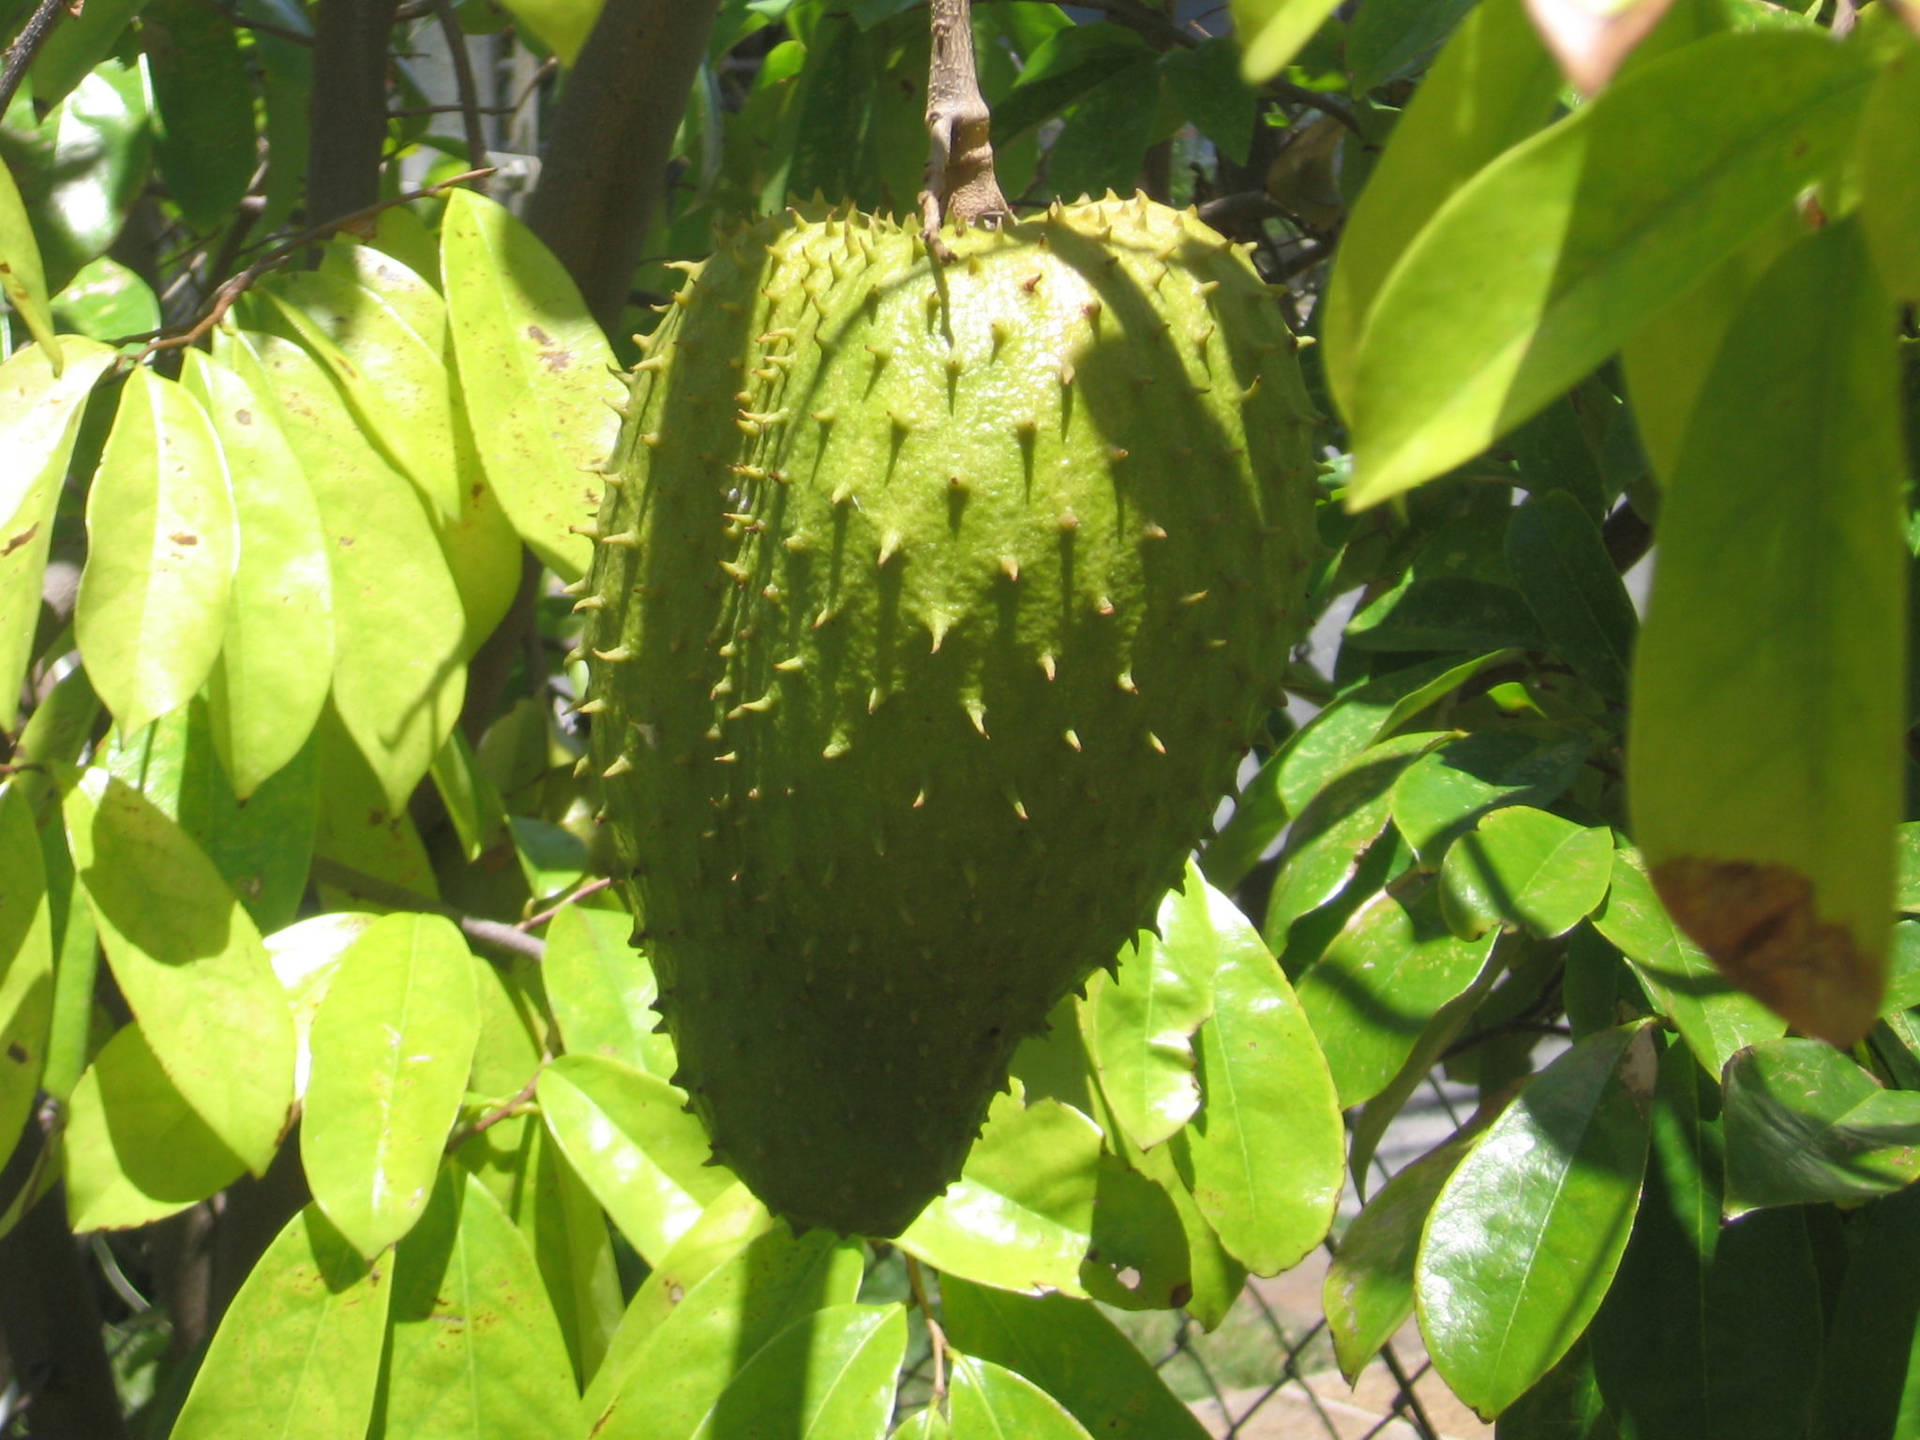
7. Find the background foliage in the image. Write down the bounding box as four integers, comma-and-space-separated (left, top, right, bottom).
3, 0, 1920, 1436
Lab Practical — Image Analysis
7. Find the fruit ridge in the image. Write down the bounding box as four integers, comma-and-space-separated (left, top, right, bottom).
579, 194, 1319, 1236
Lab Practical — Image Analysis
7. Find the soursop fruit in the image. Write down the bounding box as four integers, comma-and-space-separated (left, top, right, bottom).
576, 195, 1319, 1237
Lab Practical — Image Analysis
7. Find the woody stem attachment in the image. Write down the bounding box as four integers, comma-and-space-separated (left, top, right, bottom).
919, 0, 1011, 259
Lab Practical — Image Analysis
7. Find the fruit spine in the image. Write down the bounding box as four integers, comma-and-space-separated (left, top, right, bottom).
578, 195, 1319, 1237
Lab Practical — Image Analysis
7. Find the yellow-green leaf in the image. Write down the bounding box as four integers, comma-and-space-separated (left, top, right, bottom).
0, 156, 61, 367
0, 783, 54, 1160
1230, 0, 1342, 83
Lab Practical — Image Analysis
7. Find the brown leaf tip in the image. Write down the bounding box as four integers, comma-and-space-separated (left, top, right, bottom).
1651, 856, 1883, 1047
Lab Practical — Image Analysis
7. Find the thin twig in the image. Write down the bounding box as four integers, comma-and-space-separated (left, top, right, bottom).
308, 855, 547, 962
905, 1255, 951, 1402
428, 0, 490, 185
136, 166, 493, 357
0, 0, 71, 118
518, 876, 615, 933
446, 1071, 542, 1151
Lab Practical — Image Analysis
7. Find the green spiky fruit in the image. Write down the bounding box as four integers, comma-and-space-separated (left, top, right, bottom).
578, 195, 1318, 1237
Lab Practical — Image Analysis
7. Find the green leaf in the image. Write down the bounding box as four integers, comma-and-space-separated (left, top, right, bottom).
0, 785, 52, 1159
1184, 881, 1344, 1275
1345, 574, 1542, 654
263, 911, 376, 1099
0, 338, 114, 730
310, 704, 441, 903
693, 1303, 906, 1440
1296, 884, 1497, 1109
494, 0, 605, 65
1345, 30, 1875, 505
509, 813, 589, 901
1085, 864, 1217, 1151
1325, 1110, 1495, 1382
1046, 59, 1161, 205
895, 1406, 948, 1440
949, 1352, 1095, 1439
170, 1206, 390, 1440
1721, 1037, 1920, 1215
217, 330, 465, 810
0, 156, 58, 363
1504, 492, 1637, 702
991, 23, 1154, 144
441, 187, 620, 580
63, 767, 294, 1174
1231, 0, 1343, 82
1345, 0, 1480, 92
301, 912, 480, 1258
75, 366, 236, 735
586, 1222, 866, 1440
1588, 1042, 1822, 1440
370, 1168, 578, 1439
1628, 221, 1905, 1046
1813, 1183, 1920, 1439
143, 0, 256, 231
544, 904, 676, 1075
242, 0, 310, 231
1416, 1023, 1658, 1418
1592, 845, 1784, 1077
1859, 36, 1920, 302
1159, 38, 1256, 166
177, 349, 334, 798
1078, 1152, 1194, 1312
1438, 806, 1613, 940
1321, 0, 1561, 416
50, 255, 160, 341
538, 1052, 731, 1265
901, 1090, 1100, 1298
64, 1022, 246, 1229
427, 728, 509, 863
29, 0, 149, 110
1496, 1340, 1617, 1440
1389, 730, 1589, 864
938, 1278, 1213, 1440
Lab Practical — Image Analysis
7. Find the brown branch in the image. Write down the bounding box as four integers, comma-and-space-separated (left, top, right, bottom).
134, 167, 493, 355
0, 0, 71, 118
308, 855, 548, 962
518, 876, 615, 932
429, 0, 490, 186
446, 1071, 542, 1151
905, 1255, 951, 1401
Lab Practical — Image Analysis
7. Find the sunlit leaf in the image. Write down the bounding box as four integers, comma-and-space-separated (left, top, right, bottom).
0, 156, 59, 363
170, 1206, 389, 1440
495, 0, 606, 65
543, 903, 677, 1076
0, 784, 52, 1159
692, 1303, 905, 1440
49, 254, 159, 342
264, 911, 376, 1099
1524, 0, 1678, 94
302, 912, 480, 1257
1417, 1023, 1657, 1418
1389, 730, 1588, 863
1230, 0, 1343, 83
441, 188, 620, 579
1630, 222, 1904, 1045
75, 366, 236, 735
64, 768, 294, 1174
1438, 806, 1613, 940
949, 1352, 1095, 1439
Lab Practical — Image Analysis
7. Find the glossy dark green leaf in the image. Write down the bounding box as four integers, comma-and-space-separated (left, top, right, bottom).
1814, 1183, 1920, 1438
369, 1168, 577, 1440
693, 1303, 905, 1440
1506, 393, 1610, 521
949, 1352, 1095, 1439
143, 0, 255, 230
64, 768, 294, 1174
543, 903, 676, 1075
1346, 31, 1875, 504
1046, 58, 1161, 206
64, 1022, 246, 1229
1629, 222, 1904, 1046
1495, 1340, 1617, 1440
170, 1206, 389, 1440
1389, 730, 1589, 863
538, 1053, 732, 1265
1505, 491, 1637, 702
1085, 862, 1217, 1151
1325, 1116, 1488, 1383
0, 155, 57, 360
991, 22, 1154, 144
441, 188, 619, 580
1418, 1023, 1657, 1417
901, 1089, 1100, 1298
29, 0, 149, 109
939, 1278, 1212, 1440
1589, 1042, 1821, 1440
242, 0, 311, 230
1345, 574, 1543, 653
1592, 846, 1784, 1077
1232, 0, 1343, 81
1859, 35, 1920, 301
1296, 884, 1497, 1108
1322, 0, 1561, 414
586, 1222, 866, 1440
302, 913, 480, 1258
0, 338, 113, 730
1346, 0, 1479, 91
75, 366, 236, 735
1721, 1037, 1920, 1215
1185, 882, 1344, 1275
0, 784, 51, 1159
1077, 1152, 1193, 1313
1160, 38, 1256, 166
1438, 806, 1614, 939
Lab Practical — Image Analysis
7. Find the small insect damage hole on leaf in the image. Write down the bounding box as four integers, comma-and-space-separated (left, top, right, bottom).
1651, 855, 1883, 1046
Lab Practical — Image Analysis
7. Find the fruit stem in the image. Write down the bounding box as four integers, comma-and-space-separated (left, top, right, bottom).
904, 1253, 952, 1400
919, 0, 1011, 260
